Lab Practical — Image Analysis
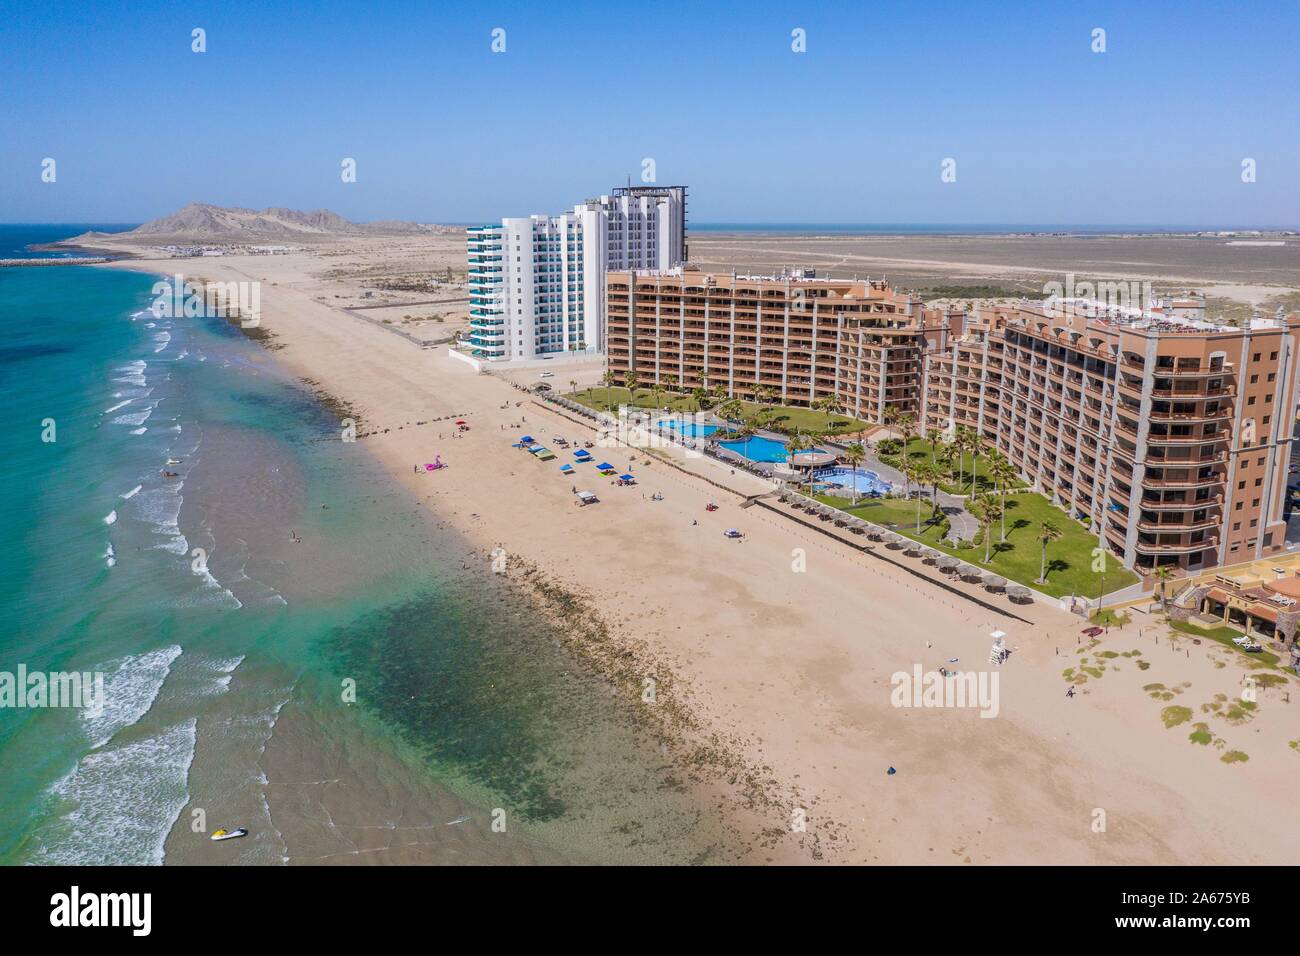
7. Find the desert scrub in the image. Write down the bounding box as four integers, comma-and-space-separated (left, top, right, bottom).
1220, 750, 1249, 764
1188, 723, 1215, 746
1161, 705, 1193, 728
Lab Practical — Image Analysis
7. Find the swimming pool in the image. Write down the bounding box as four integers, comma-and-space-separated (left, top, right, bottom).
815, 466, 893, 496
656, 419, 720, 438
719, 435, 825, 463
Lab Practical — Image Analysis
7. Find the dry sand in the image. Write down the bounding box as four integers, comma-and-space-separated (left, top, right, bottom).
90, 237, 1300, 865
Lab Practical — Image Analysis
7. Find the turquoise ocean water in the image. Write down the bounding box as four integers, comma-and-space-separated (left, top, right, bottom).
0, 227, 731, 865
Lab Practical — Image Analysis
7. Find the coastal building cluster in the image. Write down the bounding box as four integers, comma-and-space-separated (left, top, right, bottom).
605, 269, 959, 424
922, 298, 1300, 572
467, 181, 1299, 577
467, 185, 687, 361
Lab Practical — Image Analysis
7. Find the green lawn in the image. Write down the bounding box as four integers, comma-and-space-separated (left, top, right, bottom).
878, 437, 1023, 495
1169, 620, 1286, 670
813, 489, 1138, 599
570, 386, 870, 436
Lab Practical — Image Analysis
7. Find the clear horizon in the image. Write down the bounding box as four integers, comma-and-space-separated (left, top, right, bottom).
3, 0, 1299, 226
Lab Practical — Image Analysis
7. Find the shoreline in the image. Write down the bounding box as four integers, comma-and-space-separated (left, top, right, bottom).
89, 245, 1300, 865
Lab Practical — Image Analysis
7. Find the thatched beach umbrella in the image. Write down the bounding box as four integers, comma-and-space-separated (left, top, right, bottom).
959, 565, 985, 582
983, 575, 1008, 592
937, 556, 960, 572
1006, 584, 1032, 603
902, 540, 923, 556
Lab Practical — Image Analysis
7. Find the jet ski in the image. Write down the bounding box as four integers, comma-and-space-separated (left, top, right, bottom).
210, 827, 248, 841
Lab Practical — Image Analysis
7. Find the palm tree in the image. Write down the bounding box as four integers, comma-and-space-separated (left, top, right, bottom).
972, 496, 1004, 563
663, 373, 678, 395
952, 426, 974, 493
787, 432, 813, 489
910, 459, 938, 531
989, 454, 1019, 542
936, 439, 957, 491
651, 382, 663, 411
968, 433, 984, 497
717, 399, 744, 425
624, 370, 639, 407
897, 412, 918, 456
1036, 521, 1063, 584
841, 442, 865, 505
569, 378, 578, 397
1153, 565, 1173, 614
691, 386, 708, 410
926, 428, 942, 464
602, 370, 618, 412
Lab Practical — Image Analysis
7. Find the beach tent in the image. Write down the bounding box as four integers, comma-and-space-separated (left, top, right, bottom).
520, 435, 535, 444
559, 464, 574, 474
618, 474, 636, 482
574, 449, 593, 460
535, 449, 556, 461
528, 444, 546, 453
595, 462, 614, 471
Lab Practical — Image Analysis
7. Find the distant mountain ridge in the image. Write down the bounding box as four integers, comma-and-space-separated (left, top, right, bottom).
65, 203, 449, 243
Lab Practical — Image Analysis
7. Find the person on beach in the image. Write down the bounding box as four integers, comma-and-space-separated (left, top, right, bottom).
1066, 686, 1075, 698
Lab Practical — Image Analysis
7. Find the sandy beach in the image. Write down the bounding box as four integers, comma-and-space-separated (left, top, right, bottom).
89, 237, 1300, 865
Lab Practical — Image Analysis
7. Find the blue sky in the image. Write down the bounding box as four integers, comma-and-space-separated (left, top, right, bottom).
2, 0, 1298, 226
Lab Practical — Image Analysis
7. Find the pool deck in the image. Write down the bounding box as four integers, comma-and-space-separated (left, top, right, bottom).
821, 439, 979, 543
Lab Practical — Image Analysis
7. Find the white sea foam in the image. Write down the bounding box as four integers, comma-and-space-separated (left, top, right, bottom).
152, 331, 171, 354
103, 399, 131, 414
129, 427, 147, 436
112, 404, 154, 427
81, 644, 183, 749
111, 359, 148, 387
121, 485, 143, 500
102, 510, 117, 525
31, 718, 197, 866
104, 543, 116, 569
